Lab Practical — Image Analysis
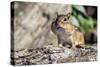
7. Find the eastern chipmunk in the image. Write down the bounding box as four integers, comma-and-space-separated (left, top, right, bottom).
51, 14, 85, 48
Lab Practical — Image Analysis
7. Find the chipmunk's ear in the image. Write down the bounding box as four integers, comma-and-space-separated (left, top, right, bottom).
67, 12, 71, 19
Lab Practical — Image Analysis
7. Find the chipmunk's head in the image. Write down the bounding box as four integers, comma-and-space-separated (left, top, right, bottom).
55, 14, 78, 33
55, 13, 71, 29
57, 15, 69, 23
56, 15, 69, 28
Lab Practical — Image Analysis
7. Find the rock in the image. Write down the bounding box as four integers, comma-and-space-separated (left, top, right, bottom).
11, 45, 97, 66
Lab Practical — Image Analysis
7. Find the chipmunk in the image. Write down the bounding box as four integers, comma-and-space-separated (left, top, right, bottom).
51, 14, 85, 49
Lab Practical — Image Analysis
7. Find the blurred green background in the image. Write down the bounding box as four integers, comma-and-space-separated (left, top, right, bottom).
70, 5, 97, 33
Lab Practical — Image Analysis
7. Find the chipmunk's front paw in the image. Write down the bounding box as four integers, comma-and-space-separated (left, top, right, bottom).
58, 44, 63, 48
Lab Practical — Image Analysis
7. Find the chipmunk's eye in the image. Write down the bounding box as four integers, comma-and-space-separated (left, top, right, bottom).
64, 18, 67, 21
